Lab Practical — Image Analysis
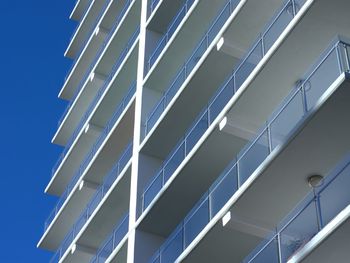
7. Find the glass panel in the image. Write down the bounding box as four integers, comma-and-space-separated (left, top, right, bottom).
165, 68, 186, 106
305, 48, 340, 111
294, 0, 308, 11
163, 142, 186, 182
208, 2, 230, 43
99, 237, 113, 261
186, 111, 209, 153
319, 164, 350, 226
209, 77, 235, 123
143, 172, 163, 209
168, 7, 186, 38
263, 1, 294, 51
270, 89, 304, 150
150, 254, 160, 263
184, 198, 210, 247
235, 40, 263, 89
244, 237, 279, 263
346, 45, 350, 70
280, 201, 319, 262
149, 38, 167, 68
161, 229, 184, 263
187, 37, 207, 74
147, 98, 165, 133
210, 165, 238, 216
238, 130, 269, 185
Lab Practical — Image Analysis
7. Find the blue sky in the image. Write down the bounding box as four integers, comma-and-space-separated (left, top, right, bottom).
0, 1, 77, 262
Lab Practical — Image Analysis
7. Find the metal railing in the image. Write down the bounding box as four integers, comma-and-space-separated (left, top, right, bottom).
146, 0, 196, 73
45, 82, 136, 233
243, 154, 350, 263
147, 39, 350, 263
50, 143, 133, 263
51, 25, 139, 183
142, 0, 308, 213
144, 0, 240, 135
148, 0, 161, 17
90, 213, 129, 263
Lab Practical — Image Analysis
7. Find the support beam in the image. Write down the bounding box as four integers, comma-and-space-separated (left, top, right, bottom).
95, 26, 109, 37
218, 115, 259, 141
223, 212, 273, 239
84, 123, 104, 137
71, 243, 97, 256
79, 180, 99, 191
217, 37, 246, 59
89, 72, 107, 84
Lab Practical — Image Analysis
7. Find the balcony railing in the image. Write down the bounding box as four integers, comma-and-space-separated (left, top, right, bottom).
243, 154, 350, 263
90, 213, 129, 263
58, 0, 134, 129
142, 0, 308, 212
148, 0, 161, 17
45, 82, 136, 233
50, 143, 133, 263
65, 0, 112, 83
147, 39, 350, 263
145, 0, 240, 135
52, 25, 139, 182
146, 0, 196, 73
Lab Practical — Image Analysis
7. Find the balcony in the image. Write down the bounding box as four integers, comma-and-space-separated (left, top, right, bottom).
145, 0, 195, 75
55, 1, 140, 144
70, 0, 92, 21
50, 143, 132, 263
179, 44, 350, 262
243, 154, 350, 263
48, 28, 139, 198
132, 0, 350, 259
146, 38, 350, 263
65, 0, 108, 60
140, 0, 287, 161
38, 85, 136, 251
90, 214, 129, 263
60, 0, 135, 104
136, 0, 310, 239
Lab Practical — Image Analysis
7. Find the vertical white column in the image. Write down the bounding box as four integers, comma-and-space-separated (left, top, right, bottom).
127, 0, 148, 262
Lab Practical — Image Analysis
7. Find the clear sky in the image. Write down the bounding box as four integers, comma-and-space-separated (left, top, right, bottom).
0, 1, 77, 262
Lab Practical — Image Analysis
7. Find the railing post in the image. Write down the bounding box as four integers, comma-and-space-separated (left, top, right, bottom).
301, 84, 308, 114
236, 159, 241, 188
343, 43, 350, 72
182, 221, 186, 251
291, 0, 297, 17
261, 33, 265, 56
162, 168, 165, 186
208, 191, 212, 220
277, 232, 283, 263
266, 123, 273, 154
315, 192, 324, 231
335, 44, 343, 74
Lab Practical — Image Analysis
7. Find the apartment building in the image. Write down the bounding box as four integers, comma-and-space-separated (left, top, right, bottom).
38, 0, 350, 262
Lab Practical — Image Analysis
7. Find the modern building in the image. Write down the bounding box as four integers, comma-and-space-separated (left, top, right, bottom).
38, 0, 350, 262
